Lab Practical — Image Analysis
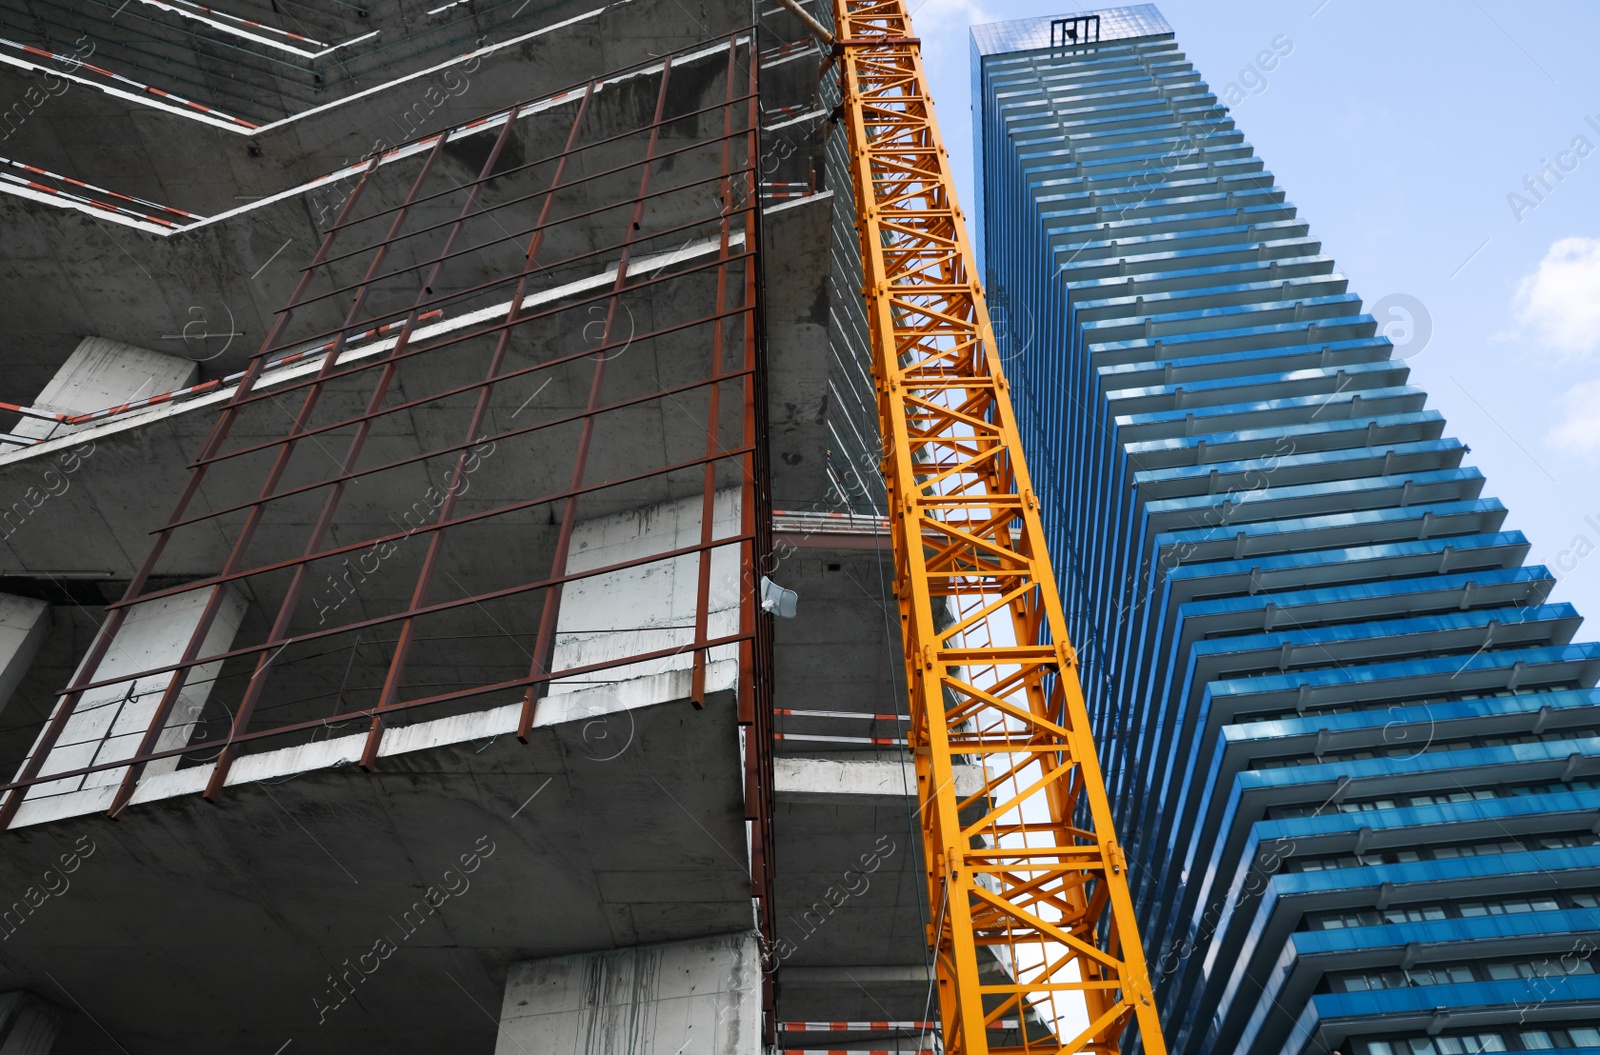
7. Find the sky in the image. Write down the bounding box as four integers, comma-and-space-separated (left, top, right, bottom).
903, 0, 1600, 625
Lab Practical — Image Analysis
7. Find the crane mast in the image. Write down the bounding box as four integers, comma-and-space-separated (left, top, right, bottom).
828, 2, 1168, 1051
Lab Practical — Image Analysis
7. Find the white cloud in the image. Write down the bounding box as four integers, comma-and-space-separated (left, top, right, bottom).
1548, 378, 1600, 454
1513, 236, 1600, 357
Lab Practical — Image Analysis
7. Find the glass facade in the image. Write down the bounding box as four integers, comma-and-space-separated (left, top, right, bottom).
971, 8, 1600, 1053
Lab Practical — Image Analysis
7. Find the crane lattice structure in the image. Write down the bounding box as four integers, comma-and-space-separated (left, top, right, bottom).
829, 1, 1168, 1051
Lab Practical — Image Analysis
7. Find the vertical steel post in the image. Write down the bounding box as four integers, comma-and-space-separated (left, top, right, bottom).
516, 57, 677, 742
357, 83, 599, 768
688, 35, 743, 710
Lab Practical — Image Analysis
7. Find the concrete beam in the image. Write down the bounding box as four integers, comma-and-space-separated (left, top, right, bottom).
19, 586, 245, 798
779, 963, 931, 984
495, 931, 761, 1055
0, 595, 48, 715
774, 757, 985, 802
552, 489, 742, 698
12, 337, 197, 441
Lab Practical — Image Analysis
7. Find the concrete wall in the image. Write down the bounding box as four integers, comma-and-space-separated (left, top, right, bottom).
0, 594, 48, 715
495, 931, 761, 1055
551, 489, 742, 696
13, 337, 197, 441
18, 586, 245, 798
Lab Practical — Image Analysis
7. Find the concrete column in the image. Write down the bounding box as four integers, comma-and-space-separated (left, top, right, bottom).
550, 489, 742, 697
0, 594, 48, 715
18, 586, 246, 799
13, 337, 198, 441
495, 932, 761, 1055
0, 992, 62, 1054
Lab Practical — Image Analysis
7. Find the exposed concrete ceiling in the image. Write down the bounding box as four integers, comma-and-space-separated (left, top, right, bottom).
0, 689, 750, 1054
0, 0, 753, 398
1, 0, 675, 131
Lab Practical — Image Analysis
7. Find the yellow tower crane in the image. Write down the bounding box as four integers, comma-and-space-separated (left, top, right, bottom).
784, 1, 1172, 1051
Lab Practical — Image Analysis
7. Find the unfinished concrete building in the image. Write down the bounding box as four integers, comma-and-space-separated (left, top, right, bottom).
0, 1, 940, 1051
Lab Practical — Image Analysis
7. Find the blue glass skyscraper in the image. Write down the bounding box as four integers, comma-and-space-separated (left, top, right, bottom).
973, 7, 1600, 1054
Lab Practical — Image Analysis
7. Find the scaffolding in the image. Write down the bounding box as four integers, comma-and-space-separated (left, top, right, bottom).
0, 32, 777, 986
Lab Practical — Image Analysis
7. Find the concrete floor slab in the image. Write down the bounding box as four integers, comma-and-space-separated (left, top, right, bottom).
0, 680, 750, 1054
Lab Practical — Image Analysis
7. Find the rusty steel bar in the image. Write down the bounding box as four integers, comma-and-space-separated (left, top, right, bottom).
6, 28, 770, 856
689, 36, 743, 709
158, 306, 754, 536
736, 33, 777, 1045
34, 479, 758, 706
517, 54, 677, 742
356, 78, 602, 770
0, 152, 386, 834
204, 86, 602, 799
106, 117, 482, 818
188, 238, 759, 468
305, 92, 758, 281
285, 125, 760, 320
0, 628, 756, 796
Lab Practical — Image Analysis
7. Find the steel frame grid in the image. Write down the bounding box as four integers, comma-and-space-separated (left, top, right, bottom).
829, 1, 1167, 1053
0, 30, 777, 970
